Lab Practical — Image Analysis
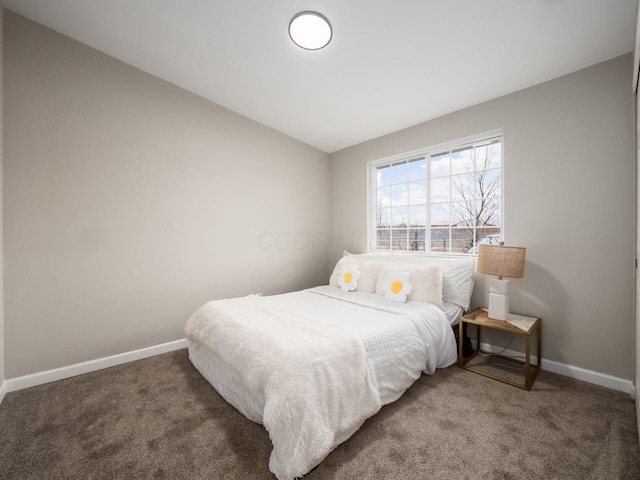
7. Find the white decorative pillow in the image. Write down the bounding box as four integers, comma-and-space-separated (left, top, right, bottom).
338, 264, 360, 292
329, 256, 380, 294
354, 261, 380, 294
376, 264, 444, 309
382, 271, 413, 303
403, 256, 473, 310
329, 257, 349, 286
405, 265, 444, 309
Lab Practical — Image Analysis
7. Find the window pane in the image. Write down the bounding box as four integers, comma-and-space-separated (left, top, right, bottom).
451, 201, 476, 226
480, 198, 501, 227
451, 147, 474, 175
430, 228, 450, 253
408, 228, 426, 251
376, 208, 391, 227
408, 180, 426, 205
408, 157, 427, 182
377, 165, 391, 187
391, 229, 408, 250
451, 198, 502, 227
408, 205, 426, 226
431, 203, 450, 227
480, 169, 501, 199
391, 161, 409, 183
430, 177, 450, 203
451, 173, 477, 202
431, 152, 450, 178
377, 186, 391, 208
391, 184, 408, 207
377, 229, 391, 250
476, 141, 502, 170
391, 207, 409, 227
476, 228, 501, 244
451, 228, 474, 254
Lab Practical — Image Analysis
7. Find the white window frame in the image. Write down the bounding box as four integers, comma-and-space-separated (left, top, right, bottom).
367, 130, 504, 256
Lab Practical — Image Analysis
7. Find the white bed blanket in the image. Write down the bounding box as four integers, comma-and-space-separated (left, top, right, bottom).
185, 294, 382, 480
271, 286, 458, 404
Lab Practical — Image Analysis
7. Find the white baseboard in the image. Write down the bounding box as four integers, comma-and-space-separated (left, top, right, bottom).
3, 337, 633, 397
0, 379, 6, 405
5, 338, 188, 393
473, 340, 634, 395
637, 393, 640, 447
540, 357, 633, 394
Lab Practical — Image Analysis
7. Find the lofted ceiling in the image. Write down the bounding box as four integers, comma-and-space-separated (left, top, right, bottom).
2, 0, 638, 153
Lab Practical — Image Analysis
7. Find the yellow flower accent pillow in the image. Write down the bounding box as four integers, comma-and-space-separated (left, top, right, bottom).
338, 264, 361, 292
375, 265, 444, 309
329, 257, 380, 293
383, 271, 413, 303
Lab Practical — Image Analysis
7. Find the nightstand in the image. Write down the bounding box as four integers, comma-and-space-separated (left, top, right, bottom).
458, 308, 541, 390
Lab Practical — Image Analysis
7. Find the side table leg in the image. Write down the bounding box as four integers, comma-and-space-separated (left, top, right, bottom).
458, 321, 464, 365
538, 322, 542, 367
525, 332, 531, 389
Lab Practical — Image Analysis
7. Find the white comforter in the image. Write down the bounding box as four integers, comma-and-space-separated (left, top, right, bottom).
185, 292, 382, 480
278, 286, 458, 404
185, 286, 458, 480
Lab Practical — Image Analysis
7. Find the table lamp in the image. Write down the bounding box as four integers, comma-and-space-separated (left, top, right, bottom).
477, 243, 526, 320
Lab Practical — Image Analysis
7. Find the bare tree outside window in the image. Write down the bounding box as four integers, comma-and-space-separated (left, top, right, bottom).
450, 141, 502, 252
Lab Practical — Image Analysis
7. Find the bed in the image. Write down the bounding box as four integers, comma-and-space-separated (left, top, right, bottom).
185, 252, 475, 480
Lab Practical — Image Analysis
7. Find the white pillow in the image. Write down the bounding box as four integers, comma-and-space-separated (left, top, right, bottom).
350, 251, 474, 310
354, 261, 380, 293
329, 257, 349, 286
329, 256, 380, 294
375, 265, 444, 309
382, 271, 413, 303
408, 265, 444, 309
337, 264, 360, 292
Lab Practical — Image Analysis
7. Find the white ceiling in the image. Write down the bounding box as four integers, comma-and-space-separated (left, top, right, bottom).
2, 0, 638, 153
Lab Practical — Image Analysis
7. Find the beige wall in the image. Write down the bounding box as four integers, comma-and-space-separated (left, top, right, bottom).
330, 54, 635, 380
4, 12, 330, 378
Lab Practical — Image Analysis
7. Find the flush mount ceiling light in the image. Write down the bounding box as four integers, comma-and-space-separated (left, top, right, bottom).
289, 11, 332, 50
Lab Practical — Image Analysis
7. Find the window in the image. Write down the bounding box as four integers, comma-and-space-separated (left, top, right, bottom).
370, 134, 502, 255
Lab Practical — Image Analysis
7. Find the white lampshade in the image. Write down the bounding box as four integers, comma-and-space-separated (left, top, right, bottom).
289, 12, 332, 50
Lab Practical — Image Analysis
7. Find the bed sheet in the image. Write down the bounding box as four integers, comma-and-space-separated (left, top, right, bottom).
443, 301, 464, 326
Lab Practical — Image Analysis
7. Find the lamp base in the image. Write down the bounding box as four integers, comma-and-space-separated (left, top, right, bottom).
488, 278, 509, 320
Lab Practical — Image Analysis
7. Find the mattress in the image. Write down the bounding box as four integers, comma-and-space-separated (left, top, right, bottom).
188, 285, 458, 425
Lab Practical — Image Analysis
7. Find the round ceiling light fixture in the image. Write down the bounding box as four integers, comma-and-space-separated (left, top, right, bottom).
288, 11, 332, 50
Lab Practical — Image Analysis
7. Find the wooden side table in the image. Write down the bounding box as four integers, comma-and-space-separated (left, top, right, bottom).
458, 308, 541, 390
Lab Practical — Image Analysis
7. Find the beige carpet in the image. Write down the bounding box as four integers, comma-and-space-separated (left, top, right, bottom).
1, 349, 638, 479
